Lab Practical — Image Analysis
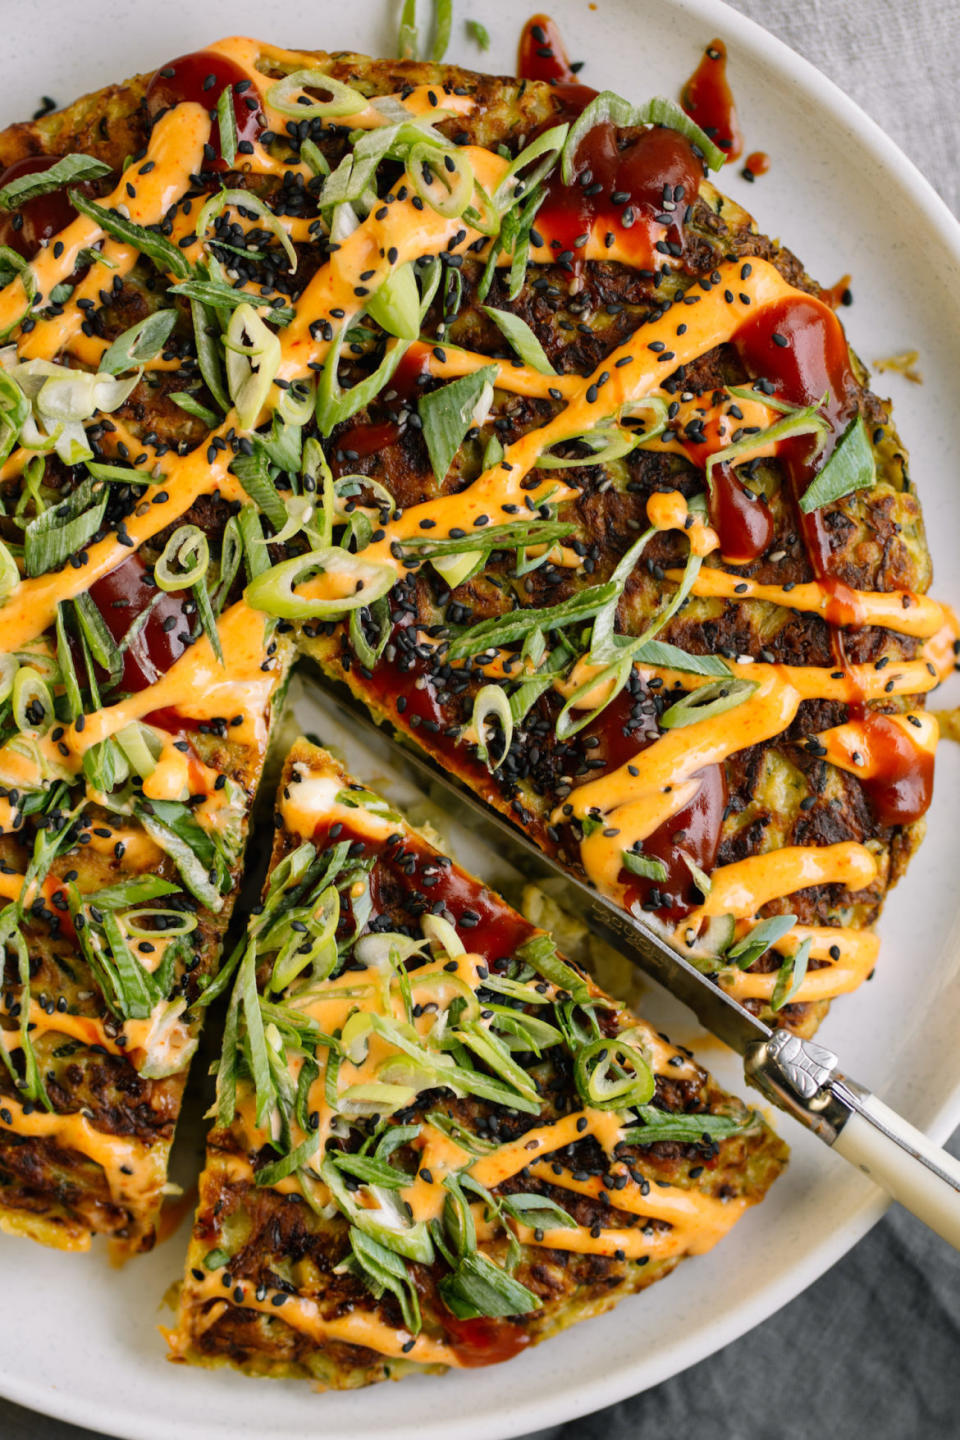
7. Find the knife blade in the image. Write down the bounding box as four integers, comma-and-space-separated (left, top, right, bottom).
301, 673, 960, 1247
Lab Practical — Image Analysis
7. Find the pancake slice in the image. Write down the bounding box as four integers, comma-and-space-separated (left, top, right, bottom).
169, 739, 786, 1383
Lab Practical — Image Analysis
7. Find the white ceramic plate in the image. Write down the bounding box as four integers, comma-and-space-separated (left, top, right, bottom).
2, 2, 959, 1436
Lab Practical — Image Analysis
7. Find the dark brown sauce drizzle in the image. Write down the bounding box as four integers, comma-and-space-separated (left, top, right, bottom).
680, 38, 743, 163
0, 156, 77, 258
518, 17, 702, 274
145, 50, 265, 169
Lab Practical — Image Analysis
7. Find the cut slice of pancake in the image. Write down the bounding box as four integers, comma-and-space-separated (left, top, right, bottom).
0, 605, 291, 1253
169, 740, 786, 1382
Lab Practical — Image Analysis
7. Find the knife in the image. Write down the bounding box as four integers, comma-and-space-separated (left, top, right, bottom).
308, 676, 960, 1249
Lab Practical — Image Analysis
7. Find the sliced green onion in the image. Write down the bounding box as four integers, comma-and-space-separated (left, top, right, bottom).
621, 850, 669, 881
228, 448, 287, 529
0, 371, 29, 464
680, 851, 712, 901
562, 92, 724, 181
431, 0, 453, 58
300, 138, 331, 177
224, 302, 282, 430
469, 683, 513, 769
0, 246, 34, 332
401, 518, 573, 560
155, 525, 209, 590
244, 546, 395, 621
481, 307, 555, 375
421, 911, 465, 959
189, 300, 230, 412
343, 1227, 421, 1335
365, 262, 420, 340
194, 188, 298, 275
705, 403, 826, 490
492, 124, 568, 213
216, 86, 238, 169
265, 69, 368, 120
446, 579, 618, 660
12, 666, 54, 734
74, 589, 123, 688
515, 934, 590, 1002
85, 459, 156, 485
466, 19, 490, 50
99, 309, 177, 375
799, 415, 876, 513
0, 537, 20, 598
589, 525, 654, 663
135, 808, 224, 912
631, 640, 731, 676
321, 1156, 435, 1262
438, 1250, 541, 1320
659, 677, 758, 729
500, 1192, 576, 1229
83, 876, 180, 909
0, 154, 111, 210
410, 141, 474, 218
23, 476, 108, 578
114, 721, 162, 779
0, 154, 110, 210
315, 330, 410, 437
169, 279, 293, 325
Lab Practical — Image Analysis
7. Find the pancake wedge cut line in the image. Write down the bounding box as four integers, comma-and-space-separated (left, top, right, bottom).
0, 30, 946, 1268
170, 740, 786, 1382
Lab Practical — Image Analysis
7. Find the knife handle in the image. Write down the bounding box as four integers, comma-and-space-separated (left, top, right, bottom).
831, 1085, 960, 1248
744, 1030, 960, 1249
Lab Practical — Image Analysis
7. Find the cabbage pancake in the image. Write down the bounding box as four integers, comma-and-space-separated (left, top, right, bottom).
0, 36, 945, 1252
169, 741, 785, 1383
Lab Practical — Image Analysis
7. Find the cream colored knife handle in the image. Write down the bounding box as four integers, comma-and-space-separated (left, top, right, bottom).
832, 1086, 960, 1249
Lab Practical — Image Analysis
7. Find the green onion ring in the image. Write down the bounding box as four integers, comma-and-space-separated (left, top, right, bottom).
155, 525, 209, 592
244, 546, 396, 620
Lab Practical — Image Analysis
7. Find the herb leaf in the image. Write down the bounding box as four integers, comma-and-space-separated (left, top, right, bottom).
0, 154, 111, 210
726, 914, 798, 970
631, 640, 731, 677
69, 190, 193, 279
500, 1192, 576, 1229
419, 366, 498, 483
438, 1250, 542, 1320
623, 1107, 750, 1145
481, 307, 555, 375
771, 936, 812, 1011
659, 678, 757, 730
799, 415, 876, 513
99, 308, 178, 375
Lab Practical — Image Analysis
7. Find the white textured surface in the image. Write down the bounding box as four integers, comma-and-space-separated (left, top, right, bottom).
0, 2, 958, 1438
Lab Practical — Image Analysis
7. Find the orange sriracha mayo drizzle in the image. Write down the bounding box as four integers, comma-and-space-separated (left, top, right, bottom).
0, 38, 946, 1221
0, 1092, 167, 1222
172, 758, 757, 1358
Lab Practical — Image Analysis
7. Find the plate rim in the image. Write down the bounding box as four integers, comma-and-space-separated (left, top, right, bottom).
1, 1, 959, 1437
